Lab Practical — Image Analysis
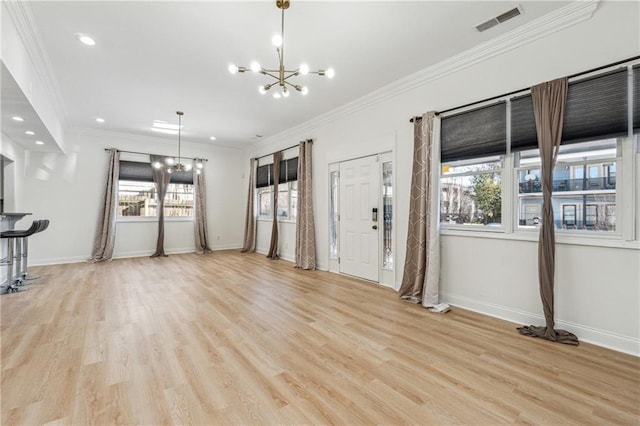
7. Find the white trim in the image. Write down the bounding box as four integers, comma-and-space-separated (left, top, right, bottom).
441, 228, 640, 250
29, 244, 242, 266
442, 291, 640, 356
248, 0, 599, 151
2, 1, 69, 129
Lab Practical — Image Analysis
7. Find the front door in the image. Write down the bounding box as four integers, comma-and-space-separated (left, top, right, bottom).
339, 155, 379, 282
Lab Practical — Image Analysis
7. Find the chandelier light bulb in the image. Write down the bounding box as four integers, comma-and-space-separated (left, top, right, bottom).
167, 168, 173, 174
196, 169, 202, 175
299, 64, 309, 75
197, 162, 204, 170
326, 68, 335, 79
273, 92, 282, 99
228, 64, 239, 74
300, 86, 309, 96
166, 157, 175, 165
259, 85, 267, 95
282, 88, 290, 98
250, 61, 261, 73
272, 34, 283, 47
153, 161, 162, 169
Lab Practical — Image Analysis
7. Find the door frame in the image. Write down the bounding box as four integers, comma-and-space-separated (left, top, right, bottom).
328, 150, 395, 288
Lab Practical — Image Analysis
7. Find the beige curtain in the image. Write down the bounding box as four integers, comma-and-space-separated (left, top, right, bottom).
295, 140, 316, 269
241, 158, 257, 253
267, 152, 282, 259
150, 155, 171, 258
517, 78, 579, 345
193, 159, 211, 254
88, 148, 120, 263
398, 112, 440, 307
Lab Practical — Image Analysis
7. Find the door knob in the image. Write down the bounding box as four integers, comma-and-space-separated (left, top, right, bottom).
372, 225, 378, 230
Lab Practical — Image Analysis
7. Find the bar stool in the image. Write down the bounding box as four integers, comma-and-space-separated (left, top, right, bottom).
1, 220, 42, 294
18, 219, 49, 282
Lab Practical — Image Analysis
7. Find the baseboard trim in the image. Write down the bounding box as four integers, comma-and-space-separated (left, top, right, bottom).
29, 244, 243, 266
442, 291, 640, 356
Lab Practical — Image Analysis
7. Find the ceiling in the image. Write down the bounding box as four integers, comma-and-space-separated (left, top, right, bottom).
8, 1, 571, 150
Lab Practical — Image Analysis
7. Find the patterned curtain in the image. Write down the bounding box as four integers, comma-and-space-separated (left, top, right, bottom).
517, 78, 579, 345
398, 112, 441, 307
295, 140, 316, 269
193, 159, 211, 254
241, 158, 257, 253
266, 151, 282, 259
150, 155, 171, 258
88, 148, 120, 263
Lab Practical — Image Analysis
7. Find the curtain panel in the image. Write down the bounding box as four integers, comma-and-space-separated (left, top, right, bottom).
295, 140, 316, 270
517, 78, 579, 345
193, 159, 211, 254
241, 158, 257, 252
398, 112, 440, 307
88, 148, 120, 263
150, 155, 171, 258
266, 151, 282, 259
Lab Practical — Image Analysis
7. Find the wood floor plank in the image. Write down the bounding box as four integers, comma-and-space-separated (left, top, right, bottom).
1, 250, 638, 424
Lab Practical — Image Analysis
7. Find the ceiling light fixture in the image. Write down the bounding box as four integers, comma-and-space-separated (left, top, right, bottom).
209, 136, 217, 141
96, 117, 105, 123
12, 116, 24, 122
171, 111, 187, 173
228, 0, 334, 98
25, 130, 35, 135
35, 140, 44, 145
76, 33, 96, 46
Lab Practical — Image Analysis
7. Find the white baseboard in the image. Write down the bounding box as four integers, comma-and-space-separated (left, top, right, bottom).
442, 291, 640, 357
29, 244, 243, 266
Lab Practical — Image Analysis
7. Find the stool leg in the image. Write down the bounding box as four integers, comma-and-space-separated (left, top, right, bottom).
20, 237, 39, 281
13, 238, 23, 286
1, 238, 19, 294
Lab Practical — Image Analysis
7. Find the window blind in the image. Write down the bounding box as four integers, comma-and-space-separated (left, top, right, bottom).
118, 160, 193, 185
511, 68, 629, 151
256, 157, 298, 187
441, 102, 507, 162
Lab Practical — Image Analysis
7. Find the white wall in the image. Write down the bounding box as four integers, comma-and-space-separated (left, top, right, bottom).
245, 1, 640, 354
18, 128, 245, 265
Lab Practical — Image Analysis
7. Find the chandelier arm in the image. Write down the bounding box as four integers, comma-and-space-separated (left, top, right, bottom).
261, 71, 281, 81
282, 72, 300, 82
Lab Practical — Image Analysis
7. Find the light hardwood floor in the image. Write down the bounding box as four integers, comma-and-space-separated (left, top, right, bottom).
1, 251, 638, 425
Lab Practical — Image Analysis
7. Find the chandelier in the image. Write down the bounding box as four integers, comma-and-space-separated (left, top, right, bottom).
170, 111, 187, 172
228, 0, 334, 98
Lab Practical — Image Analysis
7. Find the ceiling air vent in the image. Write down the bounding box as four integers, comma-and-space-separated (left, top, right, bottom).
475, 6, 523, 32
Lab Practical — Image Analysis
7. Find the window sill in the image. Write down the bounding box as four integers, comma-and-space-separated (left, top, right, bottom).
441, 228, 639, 250
257, 217, 296, 224
117, 216, 194, 223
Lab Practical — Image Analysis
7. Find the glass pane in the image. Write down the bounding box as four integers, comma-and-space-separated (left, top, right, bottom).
118, 181, 157, 216
382, 162, 393, 270
277, 186, 289, 219
164, 183, 194, 217
440, 172, 502, 226
329, 171, 338, 260
442, 156, 502, 175
518, 194, 616, 231
258, 189, 271, 217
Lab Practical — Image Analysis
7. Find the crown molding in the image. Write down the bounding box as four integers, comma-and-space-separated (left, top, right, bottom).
2, 1, 70, 129
249, 0, 599, 151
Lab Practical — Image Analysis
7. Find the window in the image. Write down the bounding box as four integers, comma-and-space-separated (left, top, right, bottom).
440, 156, 503, 227
515, 139, 618, 232
255, 157, 298, 221
438, 61, 639, 243
329, 170, 338, 260
382, 161, 393, 270
118, 160, 194, 218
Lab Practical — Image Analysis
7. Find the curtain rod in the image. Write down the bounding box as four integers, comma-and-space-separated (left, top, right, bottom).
104, 148, 208, 162
254, 139, 311, 161
409, 55, 640, 123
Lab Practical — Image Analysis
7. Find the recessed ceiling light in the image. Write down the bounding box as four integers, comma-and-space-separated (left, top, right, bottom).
35, 140, 44, 145
209, 136, 217, 141
25, 130, 35, 135
255, 134, 263, 138
96, 117, 105, 123
12, 116, 24, 122
152, 120, 181, 131
76, 33, 96, 46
